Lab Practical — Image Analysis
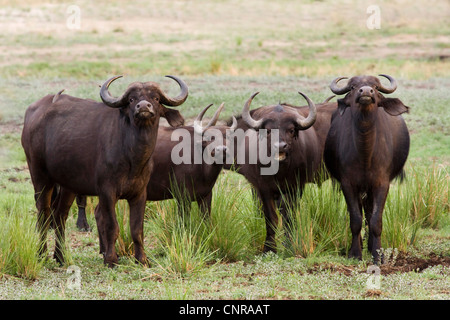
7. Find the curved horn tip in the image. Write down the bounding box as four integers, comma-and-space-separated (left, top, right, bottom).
110, 75, 123, 81
330, 76, 347, 82
103, 75, 123, 88
323, 95, 336, 103
297, 91, 314, 103
298, 91, 307, 98
231, 116, 238, 130
203, 103, 214, 114
215, 102, 226, 115
251, 92, 260, 99
195, 103, 215, 126
165, 75, 185, 84
52, 89, 65, 103
206, 102, 225, 128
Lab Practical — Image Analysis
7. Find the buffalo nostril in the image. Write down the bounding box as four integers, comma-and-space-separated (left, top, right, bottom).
359, 89, 363, 93
275, 142, 287, 151
370, 89, 374, 93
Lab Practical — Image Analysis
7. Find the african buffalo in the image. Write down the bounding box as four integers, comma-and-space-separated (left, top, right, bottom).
147, 102, 237, 215
21, 75, 188, 267
324, 74, 410, 263
74, 102, 237, 230
228, 92, 337, 252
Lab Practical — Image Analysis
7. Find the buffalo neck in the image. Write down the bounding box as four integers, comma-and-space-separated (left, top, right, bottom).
120, 114, 158, 178
351, 106, 378, 169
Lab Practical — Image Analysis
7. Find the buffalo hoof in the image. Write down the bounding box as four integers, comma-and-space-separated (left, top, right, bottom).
103, 253, 118, 268
76, 221, 91, 232
262, 244, 277, 254
348, 250, 362, 261
135, 257, 150, 267
53, 249, 66, 266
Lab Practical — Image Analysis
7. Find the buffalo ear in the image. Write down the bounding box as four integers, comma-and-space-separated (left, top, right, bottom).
379, 98, 409, 116
337, 96, 350, 116
162, 107, 185, 127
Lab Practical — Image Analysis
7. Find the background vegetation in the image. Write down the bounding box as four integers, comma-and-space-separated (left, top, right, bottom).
0, 0, 448, 300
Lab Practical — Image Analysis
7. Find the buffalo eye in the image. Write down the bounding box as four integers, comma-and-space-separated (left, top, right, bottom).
129, 98, 134, 103
154, 97, 160, 102
351, 85, 356, 90
289, 128, 295, 135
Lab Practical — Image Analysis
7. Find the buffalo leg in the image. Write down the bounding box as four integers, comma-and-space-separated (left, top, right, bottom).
368, 184, 389, 264
52, 188, 76, 265
28, 164, 55, 258
128, 192, 148, 266
362, 191, 374, 252
279, 187, 302, 234
34, 184, 55, 258
341, 182, 363, 260
96, 195, 119, 267
258, 191, 278, 253
76, 195, 91, 231
198, 192, 213, 218
175, 196, 192, 217
94, 204, 105, 255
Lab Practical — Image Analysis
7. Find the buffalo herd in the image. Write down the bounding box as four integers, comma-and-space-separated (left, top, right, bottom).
21, 74, 410, 267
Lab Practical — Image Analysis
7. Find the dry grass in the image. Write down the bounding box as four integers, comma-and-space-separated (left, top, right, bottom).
0, 0, 448, 78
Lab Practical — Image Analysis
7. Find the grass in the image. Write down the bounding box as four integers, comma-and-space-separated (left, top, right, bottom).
0, 0, 449, 300
1, 80, 449, 298
280, 180, 350, 258
0, 199, 44, 280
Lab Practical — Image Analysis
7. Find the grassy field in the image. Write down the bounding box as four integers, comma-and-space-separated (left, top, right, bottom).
0, 0, 449, 301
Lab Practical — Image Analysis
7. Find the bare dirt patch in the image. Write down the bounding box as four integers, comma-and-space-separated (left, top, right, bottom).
306, 252, 450, 276
380, 253, 450, 275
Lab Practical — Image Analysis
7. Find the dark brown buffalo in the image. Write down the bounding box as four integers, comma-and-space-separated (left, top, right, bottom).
146, 103, 237, 215
324, 74, 410, 263
228, 92, 337, 252
74, 103, 237, 230
21, 75, 188, 267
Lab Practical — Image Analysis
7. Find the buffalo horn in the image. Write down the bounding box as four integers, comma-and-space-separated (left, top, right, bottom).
378, 74, 397, 94
194, 103, 225, 134
241, 92, 263, 129
329, 76, 350, 95
52, 89, 65, 103
295, 91, 317, 129
322, 95, 335, 103
229, 116, 238, 131
159, 75, 189, 107
100, 75, 140, 108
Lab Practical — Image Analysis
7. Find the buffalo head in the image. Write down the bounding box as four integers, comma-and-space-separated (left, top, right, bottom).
100, 75, 188, 127
193, 102, 237, 164
241, 91, 316, 162
330, 74, 409, 117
